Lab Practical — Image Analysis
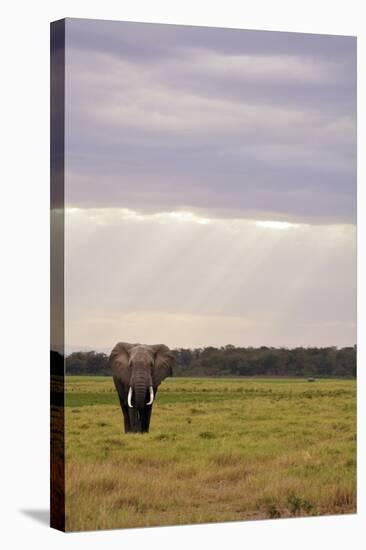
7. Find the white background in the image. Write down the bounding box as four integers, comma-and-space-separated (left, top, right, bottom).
0, 1, 364, 548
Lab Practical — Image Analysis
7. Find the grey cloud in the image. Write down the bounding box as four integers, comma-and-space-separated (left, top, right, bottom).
67, 18, 355, 64
65, 19, 356, 224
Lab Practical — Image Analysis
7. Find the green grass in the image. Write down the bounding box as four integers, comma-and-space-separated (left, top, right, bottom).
64, 376, 356, 531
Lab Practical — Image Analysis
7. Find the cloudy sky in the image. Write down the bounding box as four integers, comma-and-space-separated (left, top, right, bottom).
64, 18, 356, 352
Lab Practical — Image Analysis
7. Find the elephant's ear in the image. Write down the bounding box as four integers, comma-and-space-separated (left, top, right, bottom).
151, 344, 175, 387
109, 342, 137, 384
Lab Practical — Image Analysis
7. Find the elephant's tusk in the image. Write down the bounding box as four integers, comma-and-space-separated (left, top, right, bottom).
127, 387, 133, 408
146, 386, 154, 405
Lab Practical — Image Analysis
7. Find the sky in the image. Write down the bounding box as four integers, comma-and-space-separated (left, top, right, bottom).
64, 18, 356, 353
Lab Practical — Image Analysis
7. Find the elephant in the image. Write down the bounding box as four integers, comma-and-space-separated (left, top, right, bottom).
109, 342, 174, 433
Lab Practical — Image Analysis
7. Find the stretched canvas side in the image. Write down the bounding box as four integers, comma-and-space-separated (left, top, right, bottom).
50, 18, 66, 532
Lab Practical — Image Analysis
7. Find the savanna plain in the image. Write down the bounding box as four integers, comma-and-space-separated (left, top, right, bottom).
65, 377, 356, 531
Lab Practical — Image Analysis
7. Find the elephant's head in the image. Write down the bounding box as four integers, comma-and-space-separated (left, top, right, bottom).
110, 342, 174, 410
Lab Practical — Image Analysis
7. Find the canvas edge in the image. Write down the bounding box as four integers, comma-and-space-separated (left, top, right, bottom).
50, 17, 66, 532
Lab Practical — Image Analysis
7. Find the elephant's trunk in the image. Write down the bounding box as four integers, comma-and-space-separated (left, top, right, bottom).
133, 370, 150, 409
129, 366, 154, 409
134, 383, 147, 409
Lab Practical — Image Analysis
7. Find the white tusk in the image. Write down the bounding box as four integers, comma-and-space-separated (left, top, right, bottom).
127, 387, 133, 408
146, 386, 154, 406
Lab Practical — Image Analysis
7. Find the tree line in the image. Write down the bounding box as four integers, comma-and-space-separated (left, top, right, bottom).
65, 345, 356, 378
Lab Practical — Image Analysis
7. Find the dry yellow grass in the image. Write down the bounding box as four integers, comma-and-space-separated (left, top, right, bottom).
65, 377, 356, 531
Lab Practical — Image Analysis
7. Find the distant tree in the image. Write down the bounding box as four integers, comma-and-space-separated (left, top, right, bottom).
66, 345, 356, 378
66, 351, 109, 375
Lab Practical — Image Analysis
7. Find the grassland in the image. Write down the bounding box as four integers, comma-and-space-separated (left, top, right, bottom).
65, 376, 356, 531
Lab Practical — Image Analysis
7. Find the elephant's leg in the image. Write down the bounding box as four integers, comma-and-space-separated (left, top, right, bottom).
114, 380, 132, 434
141, 387, 157, 432
121, 404, 132, 433
128, 408, 142, 433
116, 392, 131, 433
141, 405, 152, 433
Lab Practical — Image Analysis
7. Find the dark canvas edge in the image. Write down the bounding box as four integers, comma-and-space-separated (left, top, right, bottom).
50, 18, 66, 532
